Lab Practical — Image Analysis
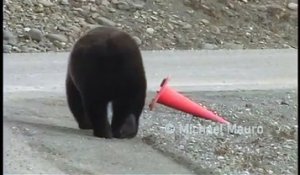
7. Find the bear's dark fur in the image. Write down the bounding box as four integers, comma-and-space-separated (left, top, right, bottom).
66, 27, 147, 139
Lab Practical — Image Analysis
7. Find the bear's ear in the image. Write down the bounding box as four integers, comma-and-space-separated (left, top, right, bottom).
119, 114, 138, 138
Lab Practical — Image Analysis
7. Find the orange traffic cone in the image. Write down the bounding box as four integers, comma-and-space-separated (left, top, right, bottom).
149, 77, 230, 124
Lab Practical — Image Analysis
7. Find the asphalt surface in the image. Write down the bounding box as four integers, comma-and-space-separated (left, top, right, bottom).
4, 49, 298, 174
4, 49, 297, 92
4, 92, 193, 174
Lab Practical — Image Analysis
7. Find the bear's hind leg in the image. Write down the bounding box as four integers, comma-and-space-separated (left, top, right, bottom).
111, 96, 144, 139
83, 98, 112, 138
66, 75, 92, 129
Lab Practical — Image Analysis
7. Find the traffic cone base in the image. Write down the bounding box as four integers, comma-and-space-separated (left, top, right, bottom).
149, 77, 171, 110
149, 77, 230, 124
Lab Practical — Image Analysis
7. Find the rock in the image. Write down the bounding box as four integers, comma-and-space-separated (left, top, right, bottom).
223, 42, 244, 49
245, 103, 253, 108
27, 28, 43, 41
3, 45, 11, 53
95, 16, 116, 26
59, 0, 69, 5
37, 0, 54, 7
23, 0, 34, 5
108, 7, 116, 13
146, 28, 155, 34
45, 34, 68, 43
178, 145, 185, 150
24, 27, 31, 32
101, 0, 110, 6
186, 9, 194, 14
70, 26, 81, 33
287, 2, 298, 10
226, 1, 235, 9
175, 34, 185, 44
53, 41, 66, 48
116, 2, 130, 10
129, 1, 145, 10
12, 46, 22, 52
280, 100, 289, 105
150, 16, 158, 21
86, 24, 103, 30
19, 46, 31, 52
111, 0, 119, 4
4, 30, 17, 44
90, 6, 97, 12
132, 36, 142, 45
210, 25, 220, 34
200, 19, 210, 25
217, 156, 225, 160
181, 22, 192, 29
199, 43, 219, 50
167, 23, 174, 30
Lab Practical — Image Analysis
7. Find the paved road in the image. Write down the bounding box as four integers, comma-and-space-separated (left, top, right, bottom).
4, 49, 297, 93
4, 49, 297, 174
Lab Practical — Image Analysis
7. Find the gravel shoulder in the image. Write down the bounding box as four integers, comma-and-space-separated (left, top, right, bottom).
3, 0, 298, 53
142, 89, 298, 175
4, 89, 298, 174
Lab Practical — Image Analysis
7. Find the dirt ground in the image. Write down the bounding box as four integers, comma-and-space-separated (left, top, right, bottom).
3, 0, 298, 52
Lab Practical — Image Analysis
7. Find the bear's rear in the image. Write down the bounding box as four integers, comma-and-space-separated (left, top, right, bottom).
66, 27, 147, 138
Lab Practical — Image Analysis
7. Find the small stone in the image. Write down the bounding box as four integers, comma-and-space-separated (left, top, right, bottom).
186, 9, 194, 14
23, 0, 34, 5
200, 19, 210, 25
210, 25, 220, 34
90, 6, 97, 12
150, 16, 158, 20
53, 41, 66, 48
4, 30, 17, 44
96, 16, 116, 26
130, 1, 145, 10
27, 28, 43, 41
45, 34, 68, 43
12, 46, 21, 52
175, 34, 185, 44
181, 22, 192, 29
37, 0, 54, 7
280, 100, 289, 105
111, 0, 119, 4
132, 36, 142, 45
226, 2, 235, 9
223, 42, 244, 49
59, 0, 69, 5
217, 156, 225, 160
167, 23, 174, 30
146, 28, 155, 34
287, 2, 298, 10
108, 7, 116, 13
245, 103, 253, 108
199, 43, 218, 50
179, 145, 185, 150
116, 2, 130, 10
19, 46, 31, 52
3, 45, 11, 53
101, 0, 110, 6
24, 27, 31, 32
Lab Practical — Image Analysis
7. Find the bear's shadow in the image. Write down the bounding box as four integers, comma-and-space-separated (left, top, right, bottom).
4, 118, 93, 138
